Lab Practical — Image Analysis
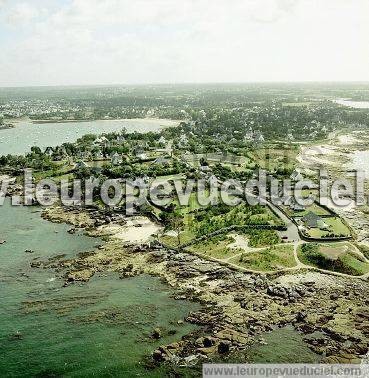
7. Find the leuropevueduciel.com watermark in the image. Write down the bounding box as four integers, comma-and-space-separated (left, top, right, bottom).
0, 168, 367, 215
202, 363, 368, 378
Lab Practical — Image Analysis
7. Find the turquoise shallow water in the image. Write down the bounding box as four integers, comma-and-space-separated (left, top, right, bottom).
247, 326, 321, 363
0, 119, 176, 156
0, 200, 199, 377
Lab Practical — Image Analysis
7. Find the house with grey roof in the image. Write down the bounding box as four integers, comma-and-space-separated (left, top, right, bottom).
302, 211, 328, 229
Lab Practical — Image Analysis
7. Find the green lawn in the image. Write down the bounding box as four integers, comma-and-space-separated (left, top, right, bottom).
250, 147, 298, 171
298, 243, 369, 276
306, 217, 350, 238
154, 173, 186, 182
356, 243, 369, 260
160, 228, 195, 247
175, 192, 211, 214
326, 218, 351, 235
186, 236, 241, 259
340, 253, 369, 275
229, 244, 295, 272
287, 203, 331, 218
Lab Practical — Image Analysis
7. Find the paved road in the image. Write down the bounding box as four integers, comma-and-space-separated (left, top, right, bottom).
243, 187, 300, 242
265, 200, 300, 242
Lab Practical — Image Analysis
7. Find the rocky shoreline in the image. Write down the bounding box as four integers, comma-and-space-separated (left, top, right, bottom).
0, 123, 15, 130
36, 206, 369, 368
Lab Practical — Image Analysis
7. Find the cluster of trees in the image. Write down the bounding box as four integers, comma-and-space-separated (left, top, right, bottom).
243, 229, 280, 247
0, 151, 55, 173
191, 203, 270, 237
101, 160, 187, 180
211, 163, 253, 181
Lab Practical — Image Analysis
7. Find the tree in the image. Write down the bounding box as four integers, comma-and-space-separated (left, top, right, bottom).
165, 209, 184, 247
31, 146, 42, 155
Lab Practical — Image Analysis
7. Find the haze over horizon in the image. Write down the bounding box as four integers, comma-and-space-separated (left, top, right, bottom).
0, 0, 368, 87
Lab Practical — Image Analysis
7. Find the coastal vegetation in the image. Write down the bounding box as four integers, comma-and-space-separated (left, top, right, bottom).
1, 84, 369, 374
232, 244, 295, 272
298, 243, 369, 276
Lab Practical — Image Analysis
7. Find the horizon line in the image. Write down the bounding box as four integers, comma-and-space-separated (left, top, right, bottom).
2, 80, 369, 90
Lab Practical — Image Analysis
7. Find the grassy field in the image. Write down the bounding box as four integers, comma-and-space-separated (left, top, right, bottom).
228, 244, 295, 272
208, 161, 253, 173
171, 192, 210, 214
356, 243, 369, 260
185, 235, 294, 271
160, 199, 284, 250
33, 165, 74, 182
306, 217, 351, 238
186, 235, 242, 260
298, 242, 369, 276
160, 228, 195, 247
286, 203, 332, 218
191, 205, 283, 237
153, 173, 186, 183
250, 147, 298, 171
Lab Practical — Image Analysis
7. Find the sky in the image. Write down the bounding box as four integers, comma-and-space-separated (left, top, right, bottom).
0, 0, 368, 87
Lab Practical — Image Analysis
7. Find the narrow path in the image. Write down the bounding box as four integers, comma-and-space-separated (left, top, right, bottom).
159, 182, 364, 279
162, 239, 369, 280
293, 241, 305, 268
361, 272, 369, 279
352, 243, 369, 263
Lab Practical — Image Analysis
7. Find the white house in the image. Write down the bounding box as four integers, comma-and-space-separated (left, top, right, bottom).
136, 153, 148, 161
116, 135, 126, 143
154, 156, 170, 165
253, 132, 265, 144
93, 136, 109, 147
93, 149, 104, 159
111, 152, 122, 165
178, 134, 188, 148
290, 169, 303, 182
44, 147, 54, 157
158, 136, 167, 146
200, 165, 212, 173
244, 127, 254, 141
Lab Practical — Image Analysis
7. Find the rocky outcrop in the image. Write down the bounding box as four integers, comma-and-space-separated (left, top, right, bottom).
32, 206, 369, 369
266, 283, 313, 302
65, 269, 95, 283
